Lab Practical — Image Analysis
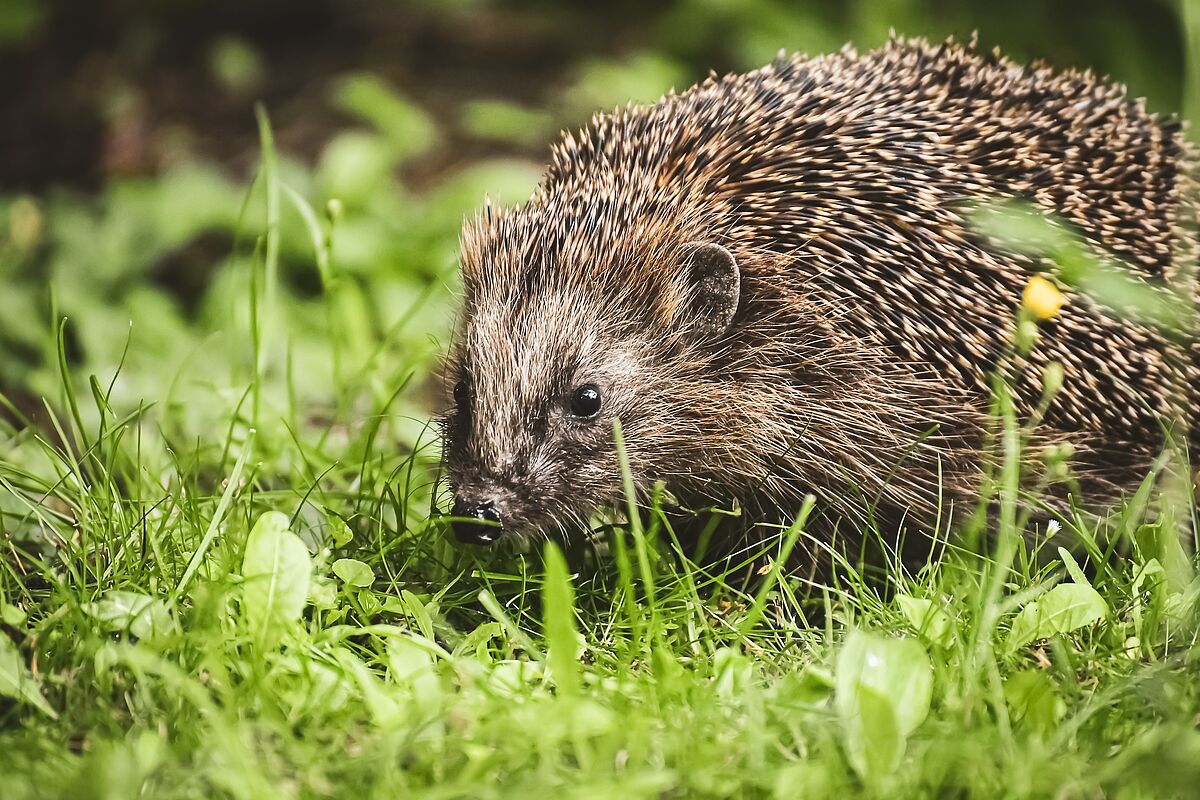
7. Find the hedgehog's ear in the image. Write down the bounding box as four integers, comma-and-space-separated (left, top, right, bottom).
676, 242, 740, 340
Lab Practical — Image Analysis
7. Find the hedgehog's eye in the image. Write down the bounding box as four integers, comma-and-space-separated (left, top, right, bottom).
453, 380, 469, 407
569, 384, 602, 419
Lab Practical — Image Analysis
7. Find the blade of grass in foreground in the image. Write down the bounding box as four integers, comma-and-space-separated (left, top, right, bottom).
175, 429, 255, 597
543, 541, 581, 697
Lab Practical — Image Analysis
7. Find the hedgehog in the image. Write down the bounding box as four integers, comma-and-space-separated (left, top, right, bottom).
440, 36, 1198, 569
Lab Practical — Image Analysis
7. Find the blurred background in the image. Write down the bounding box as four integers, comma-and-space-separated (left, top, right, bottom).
0, 0, 1188, 448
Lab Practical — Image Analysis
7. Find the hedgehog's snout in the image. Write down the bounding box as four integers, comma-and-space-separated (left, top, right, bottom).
449, 495, 504, 545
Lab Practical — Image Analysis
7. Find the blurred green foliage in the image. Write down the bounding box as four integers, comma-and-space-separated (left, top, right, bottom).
0, 0, 41, 44
0, 5, 1197, 797
0, 76, 540, 453
0, 0, 1189, 444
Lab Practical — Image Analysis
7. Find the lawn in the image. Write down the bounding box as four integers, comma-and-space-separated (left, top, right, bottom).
2, 2, 1200, 798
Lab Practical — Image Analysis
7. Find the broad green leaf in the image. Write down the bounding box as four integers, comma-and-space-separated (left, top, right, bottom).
837, 631, 933, 735
563, 697, 616, 739
386, 634, 442, 715
82, 590, 176, 641
1057, 547, 1090, 586
714, 647, 756, 703
400, 590, 436, 641
308, 575, 338, 610
241, 511, 312, 643
489, 660, 544, 697
1, 604, 27, 627
773, 761, 845, 798
542, 542, 580, 697
1129, 559, 1166, 647
847, 683, 903, 780
651, 643, 685, 689
1135, 522, 1194, 594
896, 594, 955, 648
387, 634, 437, 683
332, 558, 374, 588
836, 631, 933, 782
774, 666, 835, 707
1004, 670, 1065, 738
0, 635, 56, 718
329, 516, 353, 547
453, 622, 505, 661
1007, 582, 1108, 652
333, 647, 402, 727
356, 589, 382, 617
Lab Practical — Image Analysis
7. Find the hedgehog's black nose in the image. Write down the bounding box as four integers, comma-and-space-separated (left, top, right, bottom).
450, 499, 503, 545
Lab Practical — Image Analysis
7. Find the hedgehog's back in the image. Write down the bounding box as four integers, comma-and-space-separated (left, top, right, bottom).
537, 36, 1196, 471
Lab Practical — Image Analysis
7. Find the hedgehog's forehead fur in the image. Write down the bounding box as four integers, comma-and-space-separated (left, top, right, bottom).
458, 139, 723, 341
460, 195, 709, 343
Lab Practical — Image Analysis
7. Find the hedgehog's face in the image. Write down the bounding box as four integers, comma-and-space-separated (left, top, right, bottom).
441, 240, 741, 546
441, 330, 641, 545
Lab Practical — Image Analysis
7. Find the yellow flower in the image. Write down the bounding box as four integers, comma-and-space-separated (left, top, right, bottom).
1023, 275, 1065, 321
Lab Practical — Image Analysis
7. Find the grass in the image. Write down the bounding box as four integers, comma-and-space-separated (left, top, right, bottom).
3, 21, 1200, 800
1, 333, 1198, 800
